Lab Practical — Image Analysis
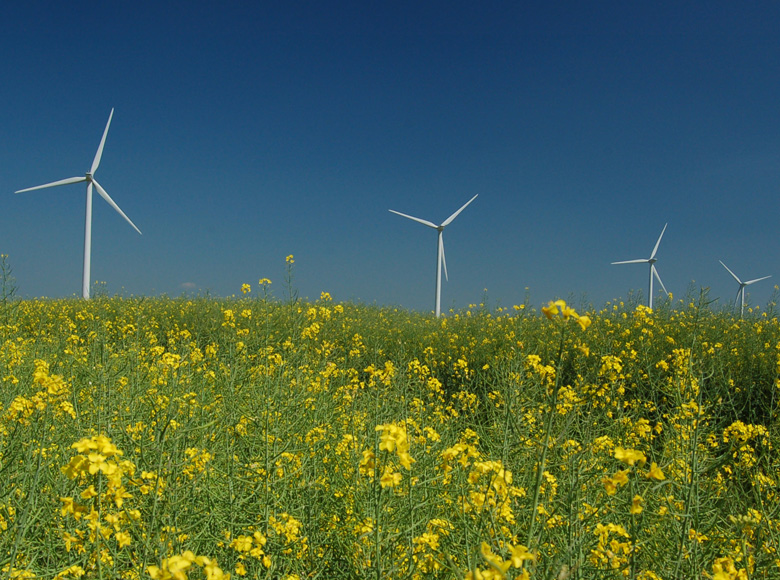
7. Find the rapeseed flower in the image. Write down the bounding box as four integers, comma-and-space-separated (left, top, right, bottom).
541, 300, 564, 319
646, 462, 666, 480
147, 551, 228, 580
380, 466, 402, 488
630, 495, 644, 514
508, 543, 536, 566
614, 447, 647, 467
541, 299, 591, 329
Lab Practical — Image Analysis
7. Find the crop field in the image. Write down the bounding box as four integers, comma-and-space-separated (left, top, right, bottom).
1, 273, 780, 578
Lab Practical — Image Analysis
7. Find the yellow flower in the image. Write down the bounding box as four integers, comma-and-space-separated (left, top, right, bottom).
258, 278, 272, 285
286, 255, 294, 264
202, 559, 228, 580
54, 566, 86, 579
87, 453, 108, 474
380, 466, 402, 488
230, 535, 253, 553
612, 469, 630, 486
508, 543, 536, 567
630, 495, 644, 515
575, 314, 592, 330
80, 485, 98, 499
541, 299, 590, 330
115, 531, 131, 548
240, 283, 251, 295
71, 438, 96, 454
603, 469, 631, 495
646, 462, 666, 480
359, 449, 375, 477
72, 435, 122, 457
480, 542, 512, 577
62, 455, 89, 479
614, 447, 647, 467
376, 423, 414, 468
560, 303, 577, 320
147, 551, 227, 580
712, 557, 740, 580
541, 301, 559, 319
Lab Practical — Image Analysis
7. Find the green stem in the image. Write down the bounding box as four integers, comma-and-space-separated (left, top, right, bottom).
527, 324, 566, 548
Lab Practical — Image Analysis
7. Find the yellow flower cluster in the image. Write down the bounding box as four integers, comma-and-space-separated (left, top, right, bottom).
4, 359, 75, 425
541, 299, 592, 330
147, 551, 229, 580
2, 291, 780, 578
229, 530, 272, 571
58, 435, 140, 564
466, 541, 536, 579
62, 435, 135, 505
376, 422, 414, 469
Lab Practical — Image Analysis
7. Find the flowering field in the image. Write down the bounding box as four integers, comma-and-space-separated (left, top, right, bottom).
1, 281, 779, 579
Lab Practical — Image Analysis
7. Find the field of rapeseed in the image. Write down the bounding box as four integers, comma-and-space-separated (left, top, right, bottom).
2, 268, 780, 578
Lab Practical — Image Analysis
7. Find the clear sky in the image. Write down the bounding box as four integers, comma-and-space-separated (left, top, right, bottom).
3, 2, 780, 313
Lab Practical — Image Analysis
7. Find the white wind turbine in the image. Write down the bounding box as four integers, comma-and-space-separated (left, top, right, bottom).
612, 223, 669, 310
389, 194, 478, 318
15, 109, 141, 299
719, 260, 771, 318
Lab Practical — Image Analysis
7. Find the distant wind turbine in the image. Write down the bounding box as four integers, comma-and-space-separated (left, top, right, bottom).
612, 223, 669, 310
15, 109, 141, 299
389, 194, 478, 318
719, 260, 771, 318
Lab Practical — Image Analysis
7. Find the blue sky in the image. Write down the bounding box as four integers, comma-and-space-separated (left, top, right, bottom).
3, 2, 780, 312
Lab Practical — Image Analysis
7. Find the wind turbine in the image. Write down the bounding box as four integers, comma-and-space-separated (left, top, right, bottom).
719, 260, 771, 318
15, 109, 141, 299
389, 194, 478, 318
612, 223, 669, 310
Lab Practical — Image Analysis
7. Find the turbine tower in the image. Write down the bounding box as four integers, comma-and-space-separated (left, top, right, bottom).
612, 223, 669, 310
389, 194, 478, 318
719, 260, 771, 318
15, 109, 141, 299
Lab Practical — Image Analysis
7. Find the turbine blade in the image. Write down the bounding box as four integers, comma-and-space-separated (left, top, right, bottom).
441, 194, 478, 227
744, 275, 772, 285
440, 235, 448, 282
91, 108, 114, 174
649, 223, 667, 260
612, 259, 650, 265
15, 176, 86, 193
719, 260, 743, 285
652, 265, 668, 295
388, 209, 438, 229
92, 179, 142, 235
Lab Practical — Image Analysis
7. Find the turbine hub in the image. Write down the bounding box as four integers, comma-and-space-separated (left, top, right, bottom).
85, 172, 93, 182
